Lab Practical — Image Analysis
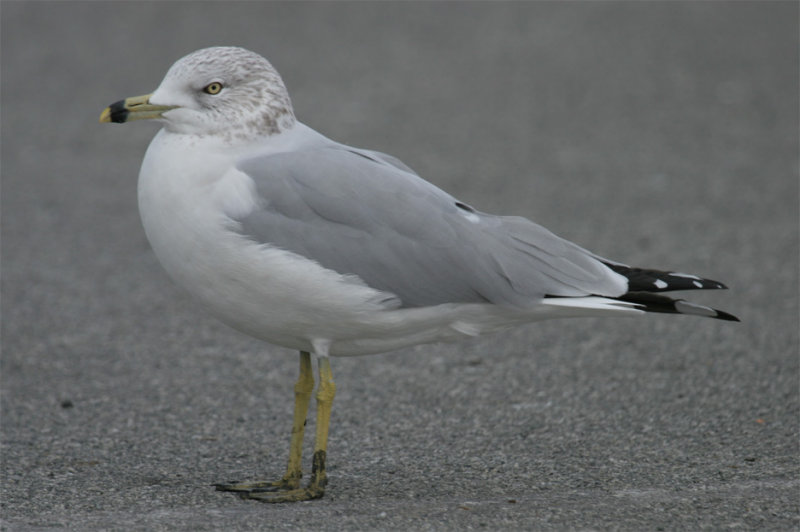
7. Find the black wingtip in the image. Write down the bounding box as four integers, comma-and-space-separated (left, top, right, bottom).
603, 263, 731, 293
619, 292, 739, 322
713, 309, 740, 322
708, 280, 729, 290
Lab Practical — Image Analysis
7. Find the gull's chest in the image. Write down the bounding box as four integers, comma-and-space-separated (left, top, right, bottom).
138, 136, 240, 265
136, 134, 272, 303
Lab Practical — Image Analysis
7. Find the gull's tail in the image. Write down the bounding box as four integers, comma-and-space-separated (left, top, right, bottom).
604, 263, 739, 321
540, 264, 738, 322
615, 291, 739, 321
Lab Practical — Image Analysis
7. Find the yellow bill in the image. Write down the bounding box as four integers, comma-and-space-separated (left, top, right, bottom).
99, 93, 176, 123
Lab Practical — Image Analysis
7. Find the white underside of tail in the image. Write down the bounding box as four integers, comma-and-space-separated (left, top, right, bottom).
537, 296, 645, 319
319, 296, 646, 356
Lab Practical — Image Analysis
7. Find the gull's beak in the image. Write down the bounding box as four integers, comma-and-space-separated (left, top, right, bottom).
99, 93, 177, 123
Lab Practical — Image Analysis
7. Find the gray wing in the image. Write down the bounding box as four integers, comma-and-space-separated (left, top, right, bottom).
235, 145, 627, 308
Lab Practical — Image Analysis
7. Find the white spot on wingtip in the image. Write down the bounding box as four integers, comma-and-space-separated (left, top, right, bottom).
693, 280, 703, 288
654, 279, 668, 289
669, 272, 701, 280
675, 300, 716, 317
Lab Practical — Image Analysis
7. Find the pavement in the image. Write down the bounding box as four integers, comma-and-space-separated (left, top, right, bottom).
1, 2, 798, 530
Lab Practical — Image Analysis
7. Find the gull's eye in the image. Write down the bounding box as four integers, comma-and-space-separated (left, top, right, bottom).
203, 82, 223, 95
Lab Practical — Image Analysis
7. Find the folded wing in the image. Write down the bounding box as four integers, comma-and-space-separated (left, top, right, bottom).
233, 144, 629, 309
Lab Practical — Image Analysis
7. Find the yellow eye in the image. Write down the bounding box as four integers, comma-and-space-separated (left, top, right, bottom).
203, 82, 223, 95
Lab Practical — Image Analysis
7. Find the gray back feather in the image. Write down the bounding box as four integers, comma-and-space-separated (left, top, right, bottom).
235, 145, 626, 308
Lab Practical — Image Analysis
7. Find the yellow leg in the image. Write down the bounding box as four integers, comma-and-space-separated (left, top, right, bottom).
247, 355, 336, 502
214, 351, 314, 493
217, 350, 337, 503
282, 350, 315, 487
307, 356, 336, 492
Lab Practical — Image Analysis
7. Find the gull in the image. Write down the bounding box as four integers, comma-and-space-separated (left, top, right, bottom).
100, 46, 738, 503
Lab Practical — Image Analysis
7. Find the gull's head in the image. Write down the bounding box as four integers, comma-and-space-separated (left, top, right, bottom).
100, 47, 296, 140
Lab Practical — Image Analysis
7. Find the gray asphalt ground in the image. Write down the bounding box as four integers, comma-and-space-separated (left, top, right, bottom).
2, 2, 798, 530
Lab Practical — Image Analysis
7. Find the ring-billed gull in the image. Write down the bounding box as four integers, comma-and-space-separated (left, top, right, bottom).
100, 46, 737, 502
